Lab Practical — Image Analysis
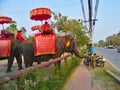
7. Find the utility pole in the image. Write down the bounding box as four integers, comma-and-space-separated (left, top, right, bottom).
88, 0, 93, 44
80, 0, 99, 44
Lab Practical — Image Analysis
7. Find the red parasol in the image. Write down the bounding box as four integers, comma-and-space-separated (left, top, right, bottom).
0, 15, 12, 30
30, 7, 51, 21
31, 25, 41, 31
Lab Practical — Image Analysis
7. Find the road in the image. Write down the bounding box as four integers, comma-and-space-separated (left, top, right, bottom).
95, 48, 120, 72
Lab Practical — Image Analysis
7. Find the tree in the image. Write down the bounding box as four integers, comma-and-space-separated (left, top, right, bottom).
117, 31, 120, 35
98, 40, 105, 47
52, 12, 68, 33
97, 31, 120, 47
52, 12, 89, 46
5, 21, 27, 39
68, 19, 89, 45
5, 21, 17, 33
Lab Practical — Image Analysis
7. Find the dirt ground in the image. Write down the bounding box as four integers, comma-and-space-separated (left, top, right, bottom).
63, 62, 105, 90
0, 59, 23, 77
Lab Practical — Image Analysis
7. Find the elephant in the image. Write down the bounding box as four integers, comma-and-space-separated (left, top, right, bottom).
21, 34, 89, 69
0, 39, 23, 72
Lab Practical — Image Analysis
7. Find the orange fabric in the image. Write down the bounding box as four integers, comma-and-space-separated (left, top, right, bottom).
34, 33, 55, 56
0, 15, 12, 24
0, 40, 12, 57
16, 32, 24, 43
30, 7, 51, 21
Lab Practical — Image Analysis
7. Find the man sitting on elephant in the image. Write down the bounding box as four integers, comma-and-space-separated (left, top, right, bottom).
16, 30, 25, 43
39, 21, 55, 35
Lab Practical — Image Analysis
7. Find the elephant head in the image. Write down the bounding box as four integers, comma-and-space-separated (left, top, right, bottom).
61, 35, 88, 58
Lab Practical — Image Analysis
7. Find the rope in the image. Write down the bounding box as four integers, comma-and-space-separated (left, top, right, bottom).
93, 0, 99, 22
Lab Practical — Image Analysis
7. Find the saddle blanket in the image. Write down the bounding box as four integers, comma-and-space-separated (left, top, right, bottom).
0, 40, 12, 57
34, 33, 55, 56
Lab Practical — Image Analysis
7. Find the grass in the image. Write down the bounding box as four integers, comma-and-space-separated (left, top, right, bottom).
91, 61, 120, 90
1, 56, 82, 90
2, 51, 119, 90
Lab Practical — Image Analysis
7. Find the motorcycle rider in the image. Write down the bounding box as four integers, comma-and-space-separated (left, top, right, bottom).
87, 43, 96, 68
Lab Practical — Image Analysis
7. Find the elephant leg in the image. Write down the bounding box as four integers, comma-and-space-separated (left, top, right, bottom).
24, 56, 33, 68
24, 62, 33, 67
6, 55, 14, 73
37, 61, 41, 64
15, 55, 23, 70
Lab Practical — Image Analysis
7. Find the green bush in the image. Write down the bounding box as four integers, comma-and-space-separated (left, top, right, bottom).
2, 56, 82, 90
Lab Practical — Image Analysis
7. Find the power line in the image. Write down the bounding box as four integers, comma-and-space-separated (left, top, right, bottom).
80, 0, 99, 44
92, 0, 99, 31
80, 0, 88, 30
93, 0, 99, 21
80, 0, 99, 30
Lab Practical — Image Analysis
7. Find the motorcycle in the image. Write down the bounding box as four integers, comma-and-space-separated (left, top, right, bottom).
83, 54, 105, 67
95, 55, 105, 67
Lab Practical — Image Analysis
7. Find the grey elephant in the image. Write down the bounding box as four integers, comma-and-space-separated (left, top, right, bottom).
0, 39, 23, 72
21, 35, 88, 69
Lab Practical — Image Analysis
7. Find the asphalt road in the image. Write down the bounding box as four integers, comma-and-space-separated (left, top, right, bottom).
95, 48, 120, 72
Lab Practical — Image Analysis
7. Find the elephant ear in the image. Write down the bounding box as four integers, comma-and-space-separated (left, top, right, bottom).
66, 40, 71, 47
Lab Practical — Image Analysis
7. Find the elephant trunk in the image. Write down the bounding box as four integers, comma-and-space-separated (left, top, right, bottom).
73, 46, 90, 59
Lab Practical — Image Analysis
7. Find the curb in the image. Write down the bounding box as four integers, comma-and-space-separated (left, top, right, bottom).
106, 70, 120, 84
104, 57, 120, 72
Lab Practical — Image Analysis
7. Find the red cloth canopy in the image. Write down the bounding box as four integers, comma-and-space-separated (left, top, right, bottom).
0, 15, 12, 30
31, 25, 41, 31
0, 15, 12, 24
30, 7, 51, 21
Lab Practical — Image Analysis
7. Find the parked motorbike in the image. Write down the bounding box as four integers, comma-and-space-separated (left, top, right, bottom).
83, 54, 105, 67
83, 58, 90, 66
95, 55, 105, 67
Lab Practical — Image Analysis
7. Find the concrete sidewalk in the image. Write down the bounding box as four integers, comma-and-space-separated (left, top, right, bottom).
63, 63, 104, 90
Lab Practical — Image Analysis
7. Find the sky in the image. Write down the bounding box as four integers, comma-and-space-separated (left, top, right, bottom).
0, 0, 120, 43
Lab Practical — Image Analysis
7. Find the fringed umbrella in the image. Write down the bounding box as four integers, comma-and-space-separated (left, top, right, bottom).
30, 7, 51, 21
31, 25, 41, 31
0, 15, 12, 30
